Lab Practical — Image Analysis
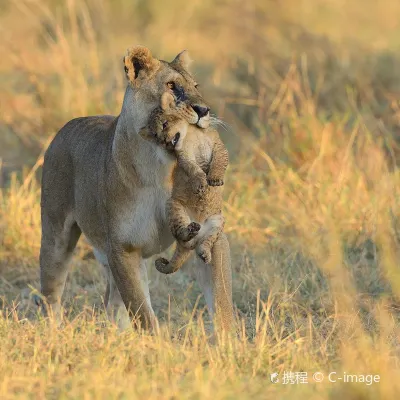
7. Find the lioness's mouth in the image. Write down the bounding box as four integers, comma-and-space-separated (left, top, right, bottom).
196, 117, 210, 129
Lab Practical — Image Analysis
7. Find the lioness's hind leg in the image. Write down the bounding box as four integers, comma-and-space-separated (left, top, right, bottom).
194, 257, 214, 319
39, 214, 81, 324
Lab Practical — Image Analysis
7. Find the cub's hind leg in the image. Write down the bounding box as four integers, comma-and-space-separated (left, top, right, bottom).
39, 213, 81, 325
195, 214, 225, 264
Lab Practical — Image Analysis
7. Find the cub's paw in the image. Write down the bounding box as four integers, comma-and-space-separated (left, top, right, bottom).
186, 222, 201, 241
192, 174, 207, 195
207, 178, 224, 187
177, 222, 201, 242
155, 257, 173, 274
197, 247, 212, 264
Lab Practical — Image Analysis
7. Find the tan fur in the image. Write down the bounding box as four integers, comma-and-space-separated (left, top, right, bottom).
39, 46, 235, 332
139, 93, 229, 272
123, 46, 160, 83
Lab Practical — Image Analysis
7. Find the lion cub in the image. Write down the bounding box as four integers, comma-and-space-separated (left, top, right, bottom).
139, 92, 229, 274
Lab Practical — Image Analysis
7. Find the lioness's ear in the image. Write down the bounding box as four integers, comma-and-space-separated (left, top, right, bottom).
171, 50, 192, 71
160, 92, 175, 111
123, 46, 160, 83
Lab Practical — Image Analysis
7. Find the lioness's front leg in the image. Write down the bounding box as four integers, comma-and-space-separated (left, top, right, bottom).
194, 232, 235, 334
107, 246, 156, 330
101, 263, 131, 330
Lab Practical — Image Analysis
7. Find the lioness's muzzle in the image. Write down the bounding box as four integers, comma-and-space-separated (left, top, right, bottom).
192, 105, 210, 119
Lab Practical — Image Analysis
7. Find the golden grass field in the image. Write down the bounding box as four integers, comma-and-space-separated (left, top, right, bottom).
1, 0, 400, 398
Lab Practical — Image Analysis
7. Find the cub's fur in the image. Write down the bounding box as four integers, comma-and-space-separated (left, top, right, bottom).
139, 93, 229, 274
39, 46, 235, 332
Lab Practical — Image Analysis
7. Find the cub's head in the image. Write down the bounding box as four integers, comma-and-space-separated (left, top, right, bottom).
139, 92, 188, 152
123, 46, 210, 129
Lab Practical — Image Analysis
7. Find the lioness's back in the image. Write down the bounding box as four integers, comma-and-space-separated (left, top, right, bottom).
44, 115, 117, 163
42, 115, 117, 221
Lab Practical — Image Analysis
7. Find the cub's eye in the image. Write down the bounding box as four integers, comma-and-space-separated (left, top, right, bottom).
162, 121, 168, 130
172, 132, 181, 147
167, 82, 175, 90
194, 83, 199, 89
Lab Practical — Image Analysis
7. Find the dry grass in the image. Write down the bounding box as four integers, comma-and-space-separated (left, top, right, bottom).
1, 0, 400, 398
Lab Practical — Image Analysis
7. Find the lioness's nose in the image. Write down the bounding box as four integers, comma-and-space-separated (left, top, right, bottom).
192, 105, 210, 118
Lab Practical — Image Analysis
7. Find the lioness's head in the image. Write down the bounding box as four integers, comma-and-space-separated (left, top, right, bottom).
123, 46, 210, 130
139, 92, 188, 152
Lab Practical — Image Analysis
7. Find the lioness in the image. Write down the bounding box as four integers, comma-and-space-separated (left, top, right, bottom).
39, 46, 234, 332
138, 92, 228, 273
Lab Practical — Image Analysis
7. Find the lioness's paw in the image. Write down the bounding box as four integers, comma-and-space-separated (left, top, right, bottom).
207, 178, 224, 186
33, 294, 44, 307
192, 174, 207, 195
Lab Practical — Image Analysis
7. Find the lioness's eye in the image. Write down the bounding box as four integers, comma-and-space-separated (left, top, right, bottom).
167, 82, 175, 90
162, 121, 168, 130
194, 84, 199, 89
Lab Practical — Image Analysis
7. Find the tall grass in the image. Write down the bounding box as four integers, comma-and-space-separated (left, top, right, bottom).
1, 0, 400, 398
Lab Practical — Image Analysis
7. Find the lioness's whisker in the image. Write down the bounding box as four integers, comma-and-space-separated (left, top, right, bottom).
210, 117, 231, 131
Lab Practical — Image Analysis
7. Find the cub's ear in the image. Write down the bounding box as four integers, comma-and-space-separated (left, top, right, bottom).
160, 92, 176, 111
123, 46, 160, 83
171, 50, 192, 71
